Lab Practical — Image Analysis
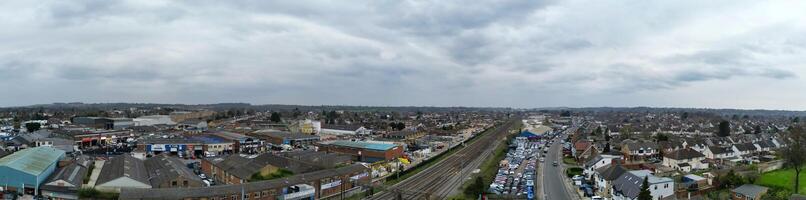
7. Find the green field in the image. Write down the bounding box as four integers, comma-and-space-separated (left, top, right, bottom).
755, 168, 806, 194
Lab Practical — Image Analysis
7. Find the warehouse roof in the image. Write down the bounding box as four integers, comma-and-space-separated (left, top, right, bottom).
322, 140, 398, 151
120, 164, 369, 199
0, 146, 65, 176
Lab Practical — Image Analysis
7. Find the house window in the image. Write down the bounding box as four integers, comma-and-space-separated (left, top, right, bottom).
172, 181, 178, 186
654, 185, 657, 190
664, 184, 668, 188
183, 180, 188, 186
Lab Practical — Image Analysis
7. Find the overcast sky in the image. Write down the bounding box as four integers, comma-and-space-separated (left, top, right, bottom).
2, 1, 806, 109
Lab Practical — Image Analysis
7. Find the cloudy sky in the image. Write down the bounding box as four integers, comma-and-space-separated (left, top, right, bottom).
2, 1, 806, 109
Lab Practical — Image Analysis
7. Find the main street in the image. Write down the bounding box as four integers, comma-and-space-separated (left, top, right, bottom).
540, 127, 576, 200
365, 118, 519, 200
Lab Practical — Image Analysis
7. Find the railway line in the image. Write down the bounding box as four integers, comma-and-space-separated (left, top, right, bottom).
366, 118, 519, 200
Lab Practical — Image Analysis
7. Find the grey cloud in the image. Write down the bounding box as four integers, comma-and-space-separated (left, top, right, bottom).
1, 0, 806, 109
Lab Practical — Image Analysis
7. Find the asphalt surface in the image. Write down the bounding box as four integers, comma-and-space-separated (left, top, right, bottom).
365, 118, 519, 200
541, 131, 573, 200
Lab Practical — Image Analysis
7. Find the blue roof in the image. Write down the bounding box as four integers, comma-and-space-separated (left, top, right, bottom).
191, 135, 227, 144
0, 146, 65, 175
326, 140, 397, 151
519, 131, 539, 138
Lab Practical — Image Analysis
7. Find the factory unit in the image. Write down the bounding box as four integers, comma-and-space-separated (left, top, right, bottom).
0, 147, 66, 196
317, 140, 403, 163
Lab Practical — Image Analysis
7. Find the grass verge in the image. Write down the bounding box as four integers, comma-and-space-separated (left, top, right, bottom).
755, 167, 806, 194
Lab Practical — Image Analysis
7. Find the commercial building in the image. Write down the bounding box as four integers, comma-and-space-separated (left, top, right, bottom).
133, 115, 176, 126
211, 131, 263, 154
72, 117, 134, 130
251, 130, 320, 147
169, 111, 215, 124
317, 140, 403, 163
120, 164, 371, 200
0, 146, 66, 195
201, 153, 321, 185
95, 155, 152, 192
137, 138, 203, 157
191, 135, 235, 156
40, 162, 88, 200
144, 154, 204, 188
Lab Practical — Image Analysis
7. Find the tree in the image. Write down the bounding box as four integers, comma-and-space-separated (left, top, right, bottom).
719, 170, 746, 189
717, 120, 731, 137
464, 176, 486, 197
270, 112, 282, 123
754, 125, 762, 134
637, 176, 652, 200
655, 133, 669, 142
682, 112, 689, 120
784, 125, 806, 194
25, 122, 41, 132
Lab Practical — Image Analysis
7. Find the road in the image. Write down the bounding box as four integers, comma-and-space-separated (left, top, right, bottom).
365, 118, 519, 200
541, 129, 574, 200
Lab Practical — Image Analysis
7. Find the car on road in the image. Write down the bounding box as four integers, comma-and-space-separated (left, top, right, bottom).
539, 157, 545, 162
552, 161, 558, 166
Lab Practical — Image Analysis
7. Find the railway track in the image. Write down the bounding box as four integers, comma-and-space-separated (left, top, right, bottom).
366, 118, 519, 200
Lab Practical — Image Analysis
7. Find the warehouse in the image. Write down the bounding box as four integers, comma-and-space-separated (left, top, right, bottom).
250, 129, 320, 147
318, 140, 403, 163
0, 146, 66, 195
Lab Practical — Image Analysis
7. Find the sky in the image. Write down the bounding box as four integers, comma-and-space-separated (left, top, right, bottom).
2, 1, 806, 110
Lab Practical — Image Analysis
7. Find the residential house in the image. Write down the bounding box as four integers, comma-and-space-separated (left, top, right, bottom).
731, 184, 768, 200
594, 164, 629, 198
662, 148, 708, 172
703, 146, 735, 160
611, 170, 674, 200
621, 141, 659, 161
732, 143, 759, 157
583, 154, 623, 179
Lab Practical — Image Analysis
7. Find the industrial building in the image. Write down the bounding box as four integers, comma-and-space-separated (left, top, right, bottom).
72, 117, 134, 130
317, 140, 403, 163
120, 164, 371, 200
250, 129, 320, 147
95, 155, 152, 192
0, 146, 66, 195
144, 154, 205, 188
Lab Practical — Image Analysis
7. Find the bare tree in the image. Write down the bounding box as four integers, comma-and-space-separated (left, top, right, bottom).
785, 125, 806, 193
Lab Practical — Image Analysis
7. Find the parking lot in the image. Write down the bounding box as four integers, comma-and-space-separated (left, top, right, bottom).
488, 137, 541, 198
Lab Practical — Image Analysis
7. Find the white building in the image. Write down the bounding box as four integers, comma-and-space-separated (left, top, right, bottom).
611, 170, 674, 200
134, 115, 176, 126
662, 148, 708, 173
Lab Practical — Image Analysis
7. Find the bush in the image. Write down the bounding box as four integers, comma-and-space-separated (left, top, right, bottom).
566, 167, 583, 178
761, 186, 793, 200
78, 188, 119, 200
250, 169, 294, 181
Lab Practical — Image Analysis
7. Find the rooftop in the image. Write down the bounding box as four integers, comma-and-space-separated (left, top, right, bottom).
321, 140, 398, 151
0, 146, 65, 176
